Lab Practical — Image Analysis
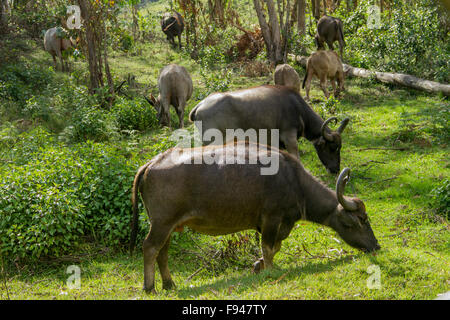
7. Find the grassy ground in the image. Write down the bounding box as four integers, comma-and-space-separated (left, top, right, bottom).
1, 1, 449, 300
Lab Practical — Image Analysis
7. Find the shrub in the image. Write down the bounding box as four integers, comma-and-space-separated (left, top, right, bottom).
111, 97, 159, 132
63, 106, 118, 143
430, 179, 450, 219
0, 62, 53, 103
337, 0, 449, 83
0, 132, 144, 261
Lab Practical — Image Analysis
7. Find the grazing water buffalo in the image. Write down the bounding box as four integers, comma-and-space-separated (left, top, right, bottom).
302, 50, 344, 100
189, 85, 349, 174
273, 64, 301, 94
145, 64, 193, 128
44, 27, 75, 72
130, 141, 380, 293
315, 15, 345, 59
161, 12, 184, 49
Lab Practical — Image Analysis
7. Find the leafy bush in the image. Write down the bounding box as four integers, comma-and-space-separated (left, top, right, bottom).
338, 0, 449, 83
0, 62, 53, 103
0, 130, 143, 260
196, 68, 232, 100
111, 97, 159, 132
430, 179, 450, 219
63, 106, 118, 143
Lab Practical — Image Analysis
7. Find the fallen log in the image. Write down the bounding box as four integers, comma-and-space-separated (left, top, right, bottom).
288, 54, 450, 96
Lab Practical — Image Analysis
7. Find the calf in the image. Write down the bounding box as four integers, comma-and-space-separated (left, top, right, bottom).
302, 50, 345, 100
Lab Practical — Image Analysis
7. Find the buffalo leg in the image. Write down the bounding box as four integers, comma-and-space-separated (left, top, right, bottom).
254, 220, 283, 272
176, 103, 185, 128
160, 96, 171, 127
331, 77, 337, 97
178, 34, 182, 49
142, 222, 172, 293
338, 71, 345, 93
57, 51, 66, 72
156, 234, 176, 290
319, 74, 330, 99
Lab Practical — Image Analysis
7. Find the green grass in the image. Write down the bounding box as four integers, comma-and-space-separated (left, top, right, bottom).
1, 0, 449, 300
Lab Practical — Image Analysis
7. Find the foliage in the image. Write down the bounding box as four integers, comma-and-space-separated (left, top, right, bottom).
0, 61, 53, 103
11, 0, 66, 38
196, 67, 232, 99
0, 129, 141, 260
62, 105, 118, 143
336, 0, 449, 83
111, 96, 159, 132
430, 179, 450, 219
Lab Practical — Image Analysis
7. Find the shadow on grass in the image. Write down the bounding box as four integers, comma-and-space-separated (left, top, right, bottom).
172, 254, 357, 298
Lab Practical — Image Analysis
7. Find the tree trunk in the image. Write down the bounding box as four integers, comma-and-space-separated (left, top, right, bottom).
78, 0, 101, 93
312, 0, 321, 20
132, 4, 139, 42
253, 0, 292, 65
322, 0, 327, 15
297, 0, 306, 35
290, 54, 450, 96
0, 0, 10, 34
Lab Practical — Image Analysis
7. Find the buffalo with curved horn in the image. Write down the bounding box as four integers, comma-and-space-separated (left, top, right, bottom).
130, 142, 380, 293
189, 85, 350, 173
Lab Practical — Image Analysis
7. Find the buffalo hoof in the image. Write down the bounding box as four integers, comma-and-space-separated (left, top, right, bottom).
143, 285, 156, 294
252, 258, 265, 273
162, 279, 176, 290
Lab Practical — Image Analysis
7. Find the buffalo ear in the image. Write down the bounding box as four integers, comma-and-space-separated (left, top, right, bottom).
338, 211, 360, 228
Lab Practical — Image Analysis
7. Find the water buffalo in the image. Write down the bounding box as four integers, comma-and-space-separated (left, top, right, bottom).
145, 64, 193, 128
189, 85, 349, 174
315, 15, 345, 59
161, 12, 184, 49
130, 141, 380, 293
273, 64, 301, 94
302, 50, 344, 100
44, 27, 75, 72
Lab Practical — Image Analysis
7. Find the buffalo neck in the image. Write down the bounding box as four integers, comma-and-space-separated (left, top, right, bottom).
295, 165, 338, 225
297, 99, 328, 141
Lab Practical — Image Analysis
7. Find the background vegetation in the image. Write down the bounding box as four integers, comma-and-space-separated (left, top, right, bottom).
0, 0, 448, 299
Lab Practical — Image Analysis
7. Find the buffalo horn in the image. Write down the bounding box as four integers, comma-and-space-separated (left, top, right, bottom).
321, 117, 338, 141
336, 167, 359, 211
337, 117, 350, 134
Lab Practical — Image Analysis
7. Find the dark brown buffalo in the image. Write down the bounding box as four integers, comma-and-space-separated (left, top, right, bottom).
130, 142, 380, 293
161, 12, 184, 49
189, 85, 349, 174
315, 15, 345, 59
